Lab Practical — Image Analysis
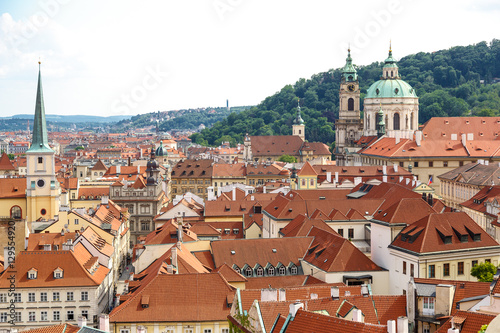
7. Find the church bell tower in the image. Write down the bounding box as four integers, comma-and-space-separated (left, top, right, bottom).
335, 49, 363, 166
26, 62, 60, 223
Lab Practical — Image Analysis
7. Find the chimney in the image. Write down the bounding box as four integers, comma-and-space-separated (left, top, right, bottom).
116, 165, 121, 175
394, 163, 398, 173
263, 186, 267, 194
435, 284, 454, 317
383, 165, 387, 175
177, 217, 183, 243
331, 286, 340, 299
387, 320, 396, 333
415, 131, 422, 147
128, 156, 131, 166
326, 172, 332, 183
383, 175, 388, 183
395, 132, 401, 145
335, 172, 339, 183
261, 289, 278, 302
397, 316, 408, 333
361, 284, 369, 296
399, 176, 403, 183
101, 196, 109, 205
171, 246, 178, 270
461, 133, 467, 148
352, 308, 363, 322
137, 165, 140, 174
77, 316, 87, 328
485, 160, 489, 166
99, 314, 110, 332
289, 302, 303, 318
447, 329, 459, 333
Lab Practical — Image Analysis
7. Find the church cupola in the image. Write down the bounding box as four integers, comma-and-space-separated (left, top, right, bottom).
382, 42, 399, 79
341, 48, 358, 82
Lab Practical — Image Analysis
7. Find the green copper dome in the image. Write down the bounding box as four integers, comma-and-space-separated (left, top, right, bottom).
155, 141, 167, 157
366, 79, 417, 98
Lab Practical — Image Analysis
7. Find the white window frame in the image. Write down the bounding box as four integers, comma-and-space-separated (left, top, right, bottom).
81, 291, 89, 301
28, 311, 36, 322
53, 311, 60, 321
423, 297, 435, 316
41, 311, 48, 321
28, 292, 36, 302
40, 292, 47, 302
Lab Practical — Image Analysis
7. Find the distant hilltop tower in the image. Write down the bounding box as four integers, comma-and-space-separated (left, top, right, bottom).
226, 99, 230, 112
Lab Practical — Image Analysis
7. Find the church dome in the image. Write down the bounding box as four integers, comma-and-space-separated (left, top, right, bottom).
155, 141, 167, 157
365, 47, 417, 100
365, 79, 417, 99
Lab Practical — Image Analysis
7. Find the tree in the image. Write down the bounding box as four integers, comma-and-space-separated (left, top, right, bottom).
471, 262, 496, 282
277, 155, 297, 163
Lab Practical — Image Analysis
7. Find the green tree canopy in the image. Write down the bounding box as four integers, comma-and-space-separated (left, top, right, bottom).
277, 155, 298, 163
471, 262, 496, 282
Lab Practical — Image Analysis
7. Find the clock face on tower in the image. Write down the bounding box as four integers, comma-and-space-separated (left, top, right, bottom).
348, 84, 356, 92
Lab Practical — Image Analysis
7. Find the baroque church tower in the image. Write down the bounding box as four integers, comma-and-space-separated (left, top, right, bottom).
292, 100, 305, 141
26, 62, 60, 223
335, 49, 363, 166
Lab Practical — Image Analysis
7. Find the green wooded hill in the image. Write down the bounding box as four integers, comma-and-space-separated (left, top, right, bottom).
191, 40, 500, 148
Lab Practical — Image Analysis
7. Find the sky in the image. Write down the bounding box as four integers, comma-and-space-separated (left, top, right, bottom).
0, 0, 499, 118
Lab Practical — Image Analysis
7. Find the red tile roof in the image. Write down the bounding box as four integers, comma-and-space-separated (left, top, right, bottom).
109, 273, 235, 323
210, 237, 313, 270
0, 152, 15, 170
435, 310, 496, 333
0, 249, 109, 288
372, 198, 436, 225
390, 212, 500, 254
0, 177, 27, 198
303, 227, 383, 273
19, 323, 81, 333
284, 309, 388, 333
297, 161, 318, 176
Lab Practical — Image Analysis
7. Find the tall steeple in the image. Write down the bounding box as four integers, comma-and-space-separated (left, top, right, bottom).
27, 61, 53, 153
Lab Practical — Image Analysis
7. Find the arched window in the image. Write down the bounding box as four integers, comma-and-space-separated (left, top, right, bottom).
278, 266, 286, 275
233, 266, 241, 274
256, 266, 264, 277
393, 113, 400, 130
290, 265, 298, 275
245, 266, 253, 277
348, 98, 354, 111
10, 206, 21, 219
267, 266, 275, 276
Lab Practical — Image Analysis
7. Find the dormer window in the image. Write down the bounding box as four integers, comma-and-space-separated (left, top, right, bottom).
28, 268, 37, 280
54, 268, 63, 279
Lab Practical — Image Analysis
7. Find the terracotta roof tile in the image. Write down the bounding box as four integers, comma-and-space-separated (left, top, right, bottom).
210, 237, 313, 270
303, 227, 383, 273
435, 310, 496, 333
390, 212, 500, 254
109, 273, 235, 323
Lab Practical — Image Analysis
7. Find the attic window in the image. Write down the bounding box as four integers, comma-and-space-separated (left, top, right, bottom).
460, 234, 468, 243
474, 234, 481, 242
233, 229, 239, 234
444, 236, 452, 244
53, 268, 63, 279
28, 268, 37, 280
224, 229, 230, 234
141, 295, 149, 308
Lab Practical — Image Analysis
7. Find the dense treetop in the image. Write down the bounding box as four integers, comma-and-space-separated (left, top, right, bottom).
192, 40, 500, 147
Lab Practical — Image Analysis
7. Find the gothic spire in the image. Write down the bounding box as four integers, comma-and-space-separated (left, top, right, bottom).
27, 61, 53, 153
